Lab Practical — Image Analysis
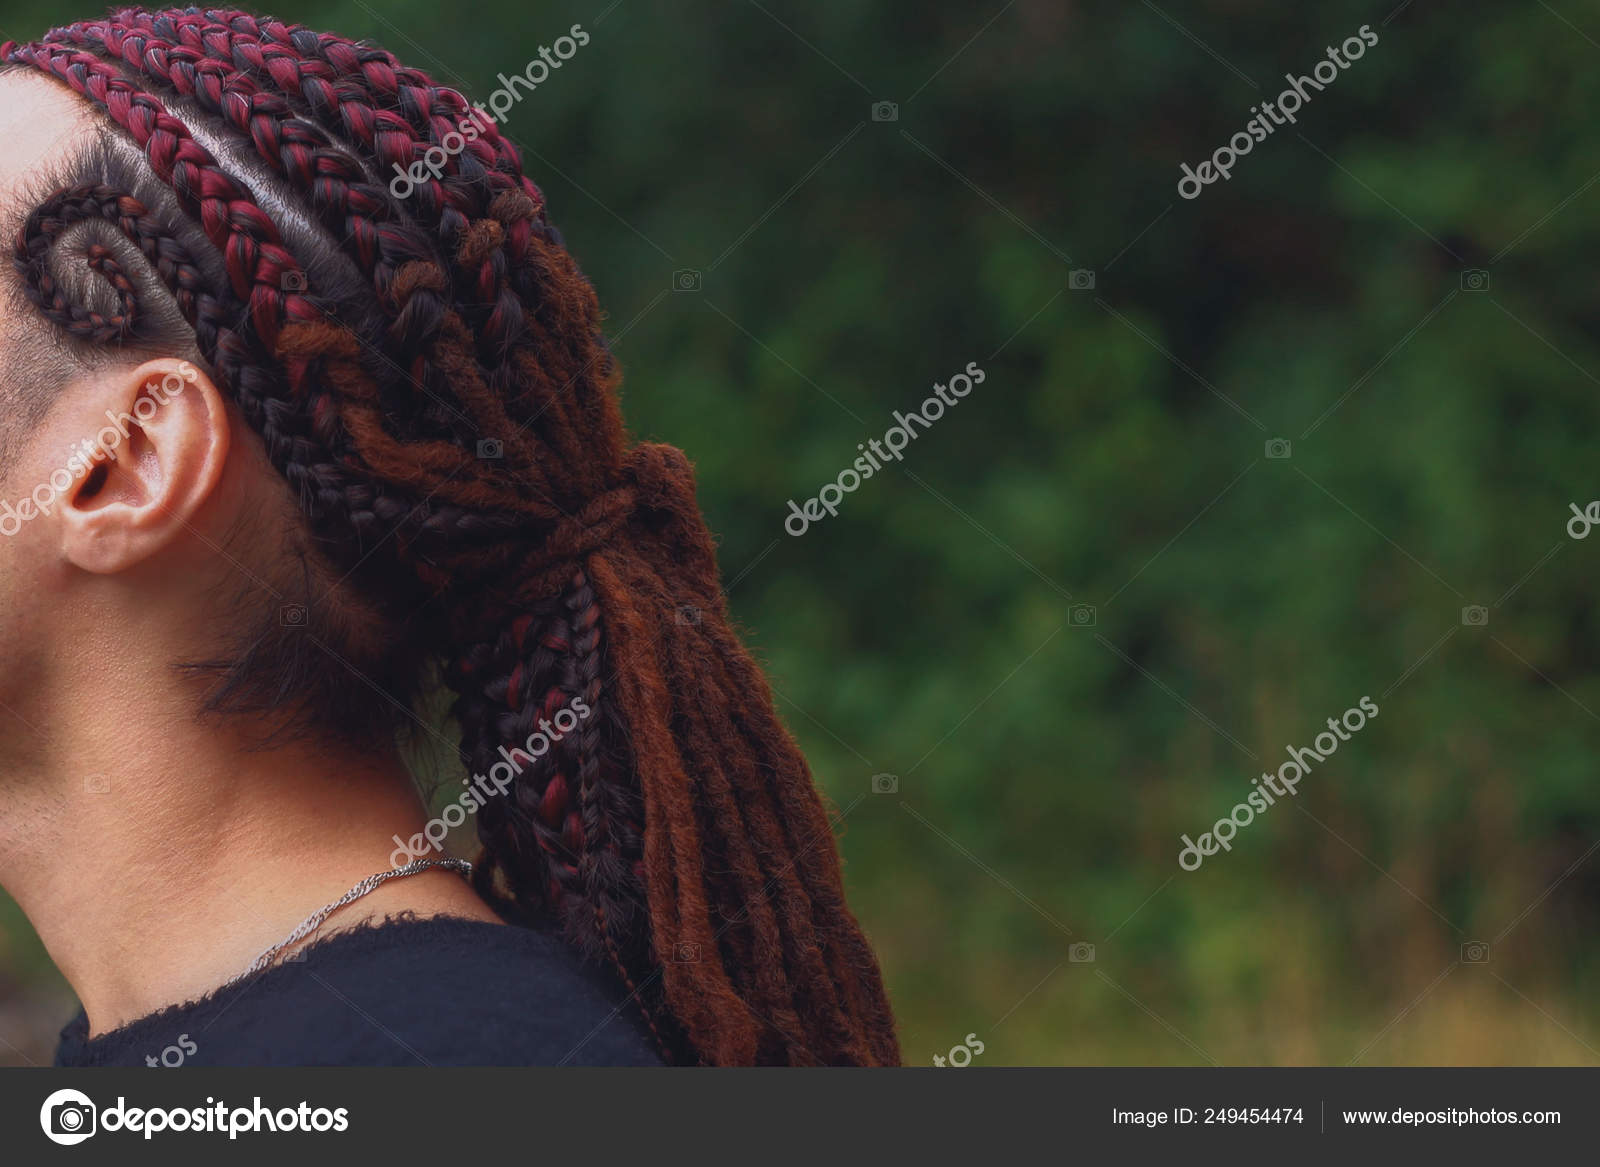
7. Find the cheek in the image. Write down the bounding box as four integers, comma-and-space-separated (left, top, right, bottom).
0, 542, 82, 742
0, 554, 44, 705
0, 469, 70, 698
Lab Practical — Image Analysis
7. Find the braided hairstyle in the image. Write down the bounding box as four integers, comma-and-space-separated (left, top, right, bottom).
1, 7, 899, 1066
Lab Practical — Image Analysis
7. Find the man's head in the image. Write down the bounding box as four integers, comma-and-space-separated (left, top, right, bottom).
0, 7, 900, 1067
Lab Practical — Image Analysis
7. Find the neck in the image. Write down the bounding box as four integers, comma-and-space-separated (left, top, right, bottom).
0, 682, 499, 1036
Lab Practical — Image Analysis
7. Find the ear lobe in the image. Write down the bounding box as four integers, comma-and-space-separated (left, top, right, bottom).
57, 358, 230, 575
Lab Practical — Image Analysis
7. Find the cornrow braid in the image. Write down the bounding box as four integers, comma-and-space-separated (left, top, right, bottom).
16, 185, 151, 343
63, 9, 541, 398
48, 12, 511, 440
3, 6, 899, 1066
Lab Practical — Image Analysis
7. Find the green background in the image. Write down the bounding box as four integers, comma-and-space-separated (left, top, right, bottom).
4, 0, 1600, 1066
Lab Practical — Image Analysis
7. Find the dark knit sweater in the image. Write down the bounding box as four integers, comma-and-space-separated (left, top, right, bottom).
55, 915, 663, 1067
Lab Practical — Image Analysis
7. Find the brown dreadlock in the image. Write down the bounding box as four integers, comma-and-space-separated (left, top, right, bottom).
2, 6, 899, 1065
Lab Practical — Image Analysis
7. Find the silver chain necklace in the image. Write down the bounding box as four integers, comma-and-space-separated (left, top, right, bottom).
222, 858, 473, 989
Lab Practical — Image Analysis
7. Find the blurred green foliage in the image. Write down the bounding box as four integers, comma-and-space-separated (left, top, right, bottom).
5, 0, 1600, 1065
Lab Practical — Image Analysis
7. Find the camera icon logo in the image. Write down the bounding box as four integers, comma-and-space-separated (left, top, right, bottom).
280, 604, 308, 628
1461, 940, 1490, 963
1460, 268, 1490, 293
675, 605, 702, 627
1069, 604, 1097, 627
40, 1088, 97, 1145
1068, 269, 1096, 291
871, 772, 899, 795
672, 269, 703, 292
672, 942, 702, 963
1461, 605, 1489, 627
84, 773, 111, 794
870, 100, 898, 122
476, 438, 504, 460
280, 270, 308, 292
1069, 942, 1096, 963
1265, 438, 1292, 459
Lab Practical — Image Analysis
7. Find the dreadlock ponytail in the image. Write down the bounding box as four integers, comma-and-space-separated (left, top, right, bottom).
3, 6, 899, 1065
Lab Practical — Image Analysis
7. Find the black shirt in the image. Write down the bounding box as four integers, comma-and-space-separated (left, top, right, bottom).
55, 915, 664, 1067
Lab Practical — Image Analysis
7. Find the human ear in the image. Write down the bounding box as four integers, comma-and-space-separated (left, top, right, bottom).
53, 358, 230, 575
